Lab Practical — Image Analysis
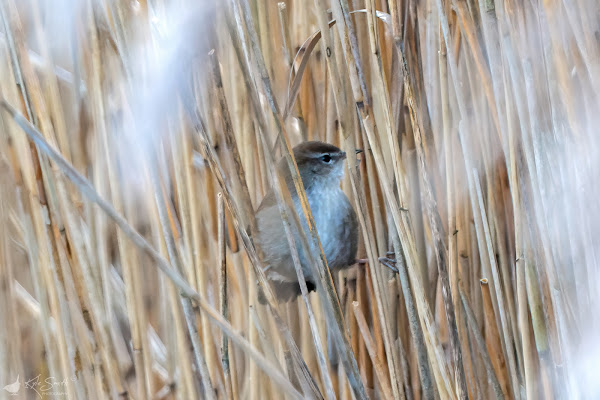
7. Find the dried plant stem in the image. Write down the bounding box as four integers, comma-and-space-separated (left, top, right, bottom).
190, 104, 323, 398
0, 1, 594, 399
472, 171, 519, 398
396, 24, 469, 400
211, 26, 332, 397
150, 161, 216, 400
352, 301, 395, 400
331, 4, 456, 398
208, 50, 255, 233
389, 229, 435, 400
479, 279, 509, 392
231, 0, 366, 397
433, 0, 523, 393
311, 3, 404, 398
517, 255, 535, 400
219, 193, 234, 399
0, 100, 303, 400
459, 288, 505, 399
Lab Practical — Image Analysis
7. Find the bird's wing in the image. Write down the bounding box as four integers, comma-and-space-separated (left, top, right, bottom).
257, 158, 303, 214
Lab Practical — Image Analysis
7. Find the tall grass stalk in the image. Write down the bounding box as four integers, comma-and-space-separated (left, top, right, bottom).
0, 0, 597, 399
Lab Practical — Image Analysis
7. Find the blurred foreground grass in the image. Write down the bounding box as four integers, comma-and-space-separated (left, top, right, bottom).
0, 0, 598, 399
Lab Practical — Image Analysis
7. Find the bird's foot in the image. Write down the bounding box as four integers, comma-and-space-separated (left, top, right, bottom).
355, 252, 399, 273
378, 252, 399, 273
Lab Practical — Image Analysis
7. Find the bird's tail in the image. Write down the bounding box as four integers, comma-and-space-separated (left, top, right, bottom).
257, 280, 316, 304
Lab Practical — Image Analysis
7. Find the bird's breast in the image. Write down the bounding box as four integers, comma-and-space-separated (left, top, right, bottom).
303, 187, 356, 269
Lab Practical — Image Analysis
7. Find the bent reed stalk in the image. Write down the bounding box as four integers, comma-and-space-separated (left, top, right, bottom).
0, 0, 597, 399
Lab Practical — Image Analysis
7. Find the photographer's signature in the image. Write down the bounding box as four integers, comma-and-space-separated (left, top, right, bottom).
3, 374, 76, 398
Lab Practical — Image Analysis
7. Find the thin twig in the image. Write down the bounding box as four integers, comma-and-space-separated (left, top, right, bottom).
0, 99, 304, 400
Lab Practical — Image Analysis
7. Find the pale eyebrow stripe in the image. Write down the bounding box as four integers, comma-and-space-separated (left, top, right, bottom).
305, 152, 327, 158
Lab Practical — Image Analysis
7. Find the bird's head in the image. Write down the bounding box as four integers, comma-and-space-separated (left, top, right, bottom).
290, 141, 348, 186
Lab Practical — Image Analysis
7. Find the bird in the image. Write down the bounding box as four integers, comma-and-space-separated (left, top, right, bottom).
256, 141, 359, 304
3, 375, 20, 395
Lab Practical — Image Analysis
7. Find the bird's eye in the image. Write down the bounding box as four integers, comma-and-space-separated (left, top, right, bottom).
321, 154, 332, 163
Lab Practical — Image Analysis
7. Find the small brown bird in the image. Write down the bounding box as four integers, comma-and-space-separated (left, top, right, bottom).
256, 141, 359, 303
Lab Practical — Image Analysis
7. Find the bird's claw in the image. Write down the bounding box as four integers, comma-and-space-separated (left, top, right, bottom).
378, 255, 399, 274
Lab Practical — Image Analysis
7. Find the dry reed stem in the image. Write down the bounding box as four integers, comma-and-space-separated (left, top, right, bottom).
151, 162, 216, 400
459, 288, 504, 399
352, 301, 394, 400
388, 229, 435, 400
195, 35, 327, 400
396, 20, 469, 400
1, 100, 303, 400
191, 96, 323, 398
232, 0, 366, 397
219, 193, 234, 399
310, 4, 405, 398
0, 1, 595, 399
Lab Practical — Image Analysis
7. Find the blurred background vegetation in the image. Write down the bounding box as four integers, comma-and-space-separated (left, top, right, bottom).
0, 0, 598, 399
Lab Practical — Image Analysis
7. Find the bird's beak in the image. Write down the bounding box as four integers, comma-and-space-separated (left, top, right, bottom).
340, 151, 347, 159
355, 149, 364, 154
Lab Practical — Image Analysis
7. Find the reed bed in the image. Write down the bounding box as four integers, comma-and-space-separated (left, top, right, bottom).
0, 0, 597, 399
